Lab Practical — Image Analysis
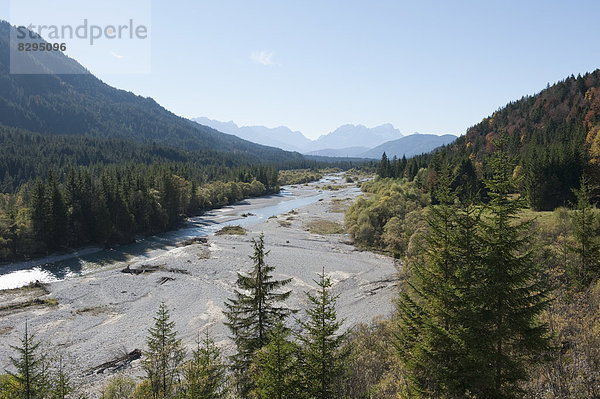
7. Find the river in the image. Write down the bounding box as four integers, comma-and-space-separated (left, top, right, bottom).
0, 178, 349, 290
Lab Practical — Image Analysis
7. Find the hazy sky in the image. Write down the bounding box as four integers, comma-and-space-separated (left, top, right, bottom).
4, 0, 600, 139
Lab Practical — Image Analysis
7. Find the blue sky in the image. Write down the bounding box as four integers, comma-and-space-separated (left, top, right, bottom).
4, 0, 600, 139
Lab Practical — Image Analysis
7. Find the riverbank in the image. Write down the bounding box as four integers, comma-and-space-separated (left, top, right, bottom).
0, 176, 399, 397
0, 180, 327, 290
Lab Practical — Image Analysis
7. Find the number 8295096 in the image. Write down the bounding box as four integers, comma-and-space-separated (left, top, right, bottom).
18, 42, 67, 52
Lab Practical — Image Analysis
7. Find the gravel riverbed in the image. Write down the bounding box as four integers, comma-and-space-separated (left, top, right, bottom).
0, 179, 399, 396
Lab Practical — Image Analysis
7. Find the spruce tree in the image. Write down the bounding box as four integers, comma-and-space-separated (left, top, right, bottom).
297, 268, 348, 399
477, 140, 551, 398
377, 152, 391, 178
400, 155, 408, 178
249, 321, 301, 399
451, 158, 482, 202
8, 322, 50, 399
29, 178, 47, 249
45, 170, 67, 250
49, 355, 73, 399
223, 233, 293, 397
569, 176, 600, 287
395, 150, 551, 398
142, 302, 186, 399
181, 330, 228, 399
396, 168, 484, 397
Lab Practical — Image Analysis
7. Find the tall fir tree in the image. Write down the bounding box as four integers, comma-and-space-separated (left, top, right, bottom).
477, 139, 551, 398
49, 355, 73, 399
297, 268, 349, 399
181, 329, 228, 399
142, 302, 186, 399
446, 197, 487, 394
377, 152, 391, 178
569, 176, 600, 287
8, 322, 50, 399
400, 155, 408, 177
249, 321, 302, 399
44, 170, 67, 250
223, 234, 293, 398
396, 149, 551, 398
29, 178, 47, 250
396, 168, 485, 397
451, 158, 482, 203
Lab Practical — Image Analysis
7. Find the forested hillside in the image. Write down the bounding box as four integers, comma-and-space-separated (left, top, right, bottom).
341, 70, 600, 397
456, 70, 600, 209
0, 21, 302, 161
0, 125, 323, 194
388, 70, 600, 210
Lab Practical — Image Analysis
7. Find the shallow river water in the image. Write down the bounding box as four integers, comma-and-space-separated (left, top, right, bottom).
0, 187, 334, 290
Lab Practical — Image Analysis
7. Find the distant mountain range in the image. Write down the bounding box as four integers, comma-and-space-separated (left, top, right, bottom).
192, 118, 405, 152
359, 133, 458, 159
192, 117, 312, 152
193, 117, 456, 159
312, 123, 403, 151
0, 19, 456, 166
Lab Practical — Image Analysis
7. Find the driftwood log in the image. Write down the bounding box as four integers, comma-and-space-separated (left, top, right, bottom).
157, 276, 175, 285
177, 236, 208, 247
121, 265, 190, 275
121, 265, 160, 275
86, 349, 142, 375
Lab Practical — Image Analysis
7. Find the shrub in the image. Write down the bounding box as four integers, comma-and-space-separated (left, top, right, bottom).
101, 375, 137, 399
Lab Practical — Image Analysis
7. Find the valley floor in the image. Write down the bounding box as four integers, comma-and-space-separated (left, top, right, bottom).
0, 179, 398, 397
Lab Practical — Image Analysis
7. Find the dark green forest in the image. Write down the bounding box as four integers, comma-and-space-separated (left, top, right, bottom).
0, 155, 279, 261
379, 69, 600, 211
0, 120, 366, 262
0, 125, 280, 193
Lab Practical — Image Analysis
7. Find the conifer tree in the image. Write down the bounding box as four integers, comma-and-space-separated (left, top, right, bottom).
45, 170, 67, 249
49, 355, 73, 399
249, 321, 301, 399
395, 150, 551, 398
297, 268, 348, 399
377, 152, 391, 178
569, 176, 600, 287
396, 168, 484, 397
223, 234, 293, 398
400, 155, 408, 177
143, 302, 186, 399
29, 178, 47, 248
477, 139, 551, 398
451, 158, 482, 202
8, 322, 50, 399
181, 329, 228, 399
